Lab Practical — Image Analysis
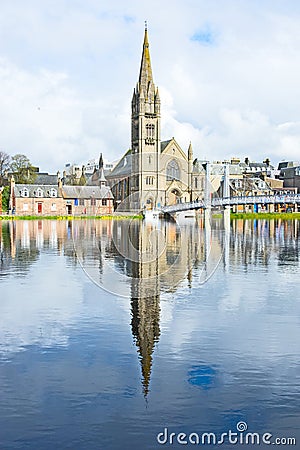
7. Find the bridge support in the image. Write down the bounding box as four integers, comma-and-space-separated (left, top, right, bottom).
223, 206, 230, 230
204, 162, 211, 210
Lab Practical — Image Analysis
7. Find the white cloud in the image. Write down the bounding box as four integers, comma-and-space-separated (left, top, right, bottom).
0, 0, 300, 171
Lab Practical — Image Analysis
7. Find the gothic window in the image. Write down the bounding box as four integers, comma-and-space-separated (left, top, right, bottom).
194, 177, 198, 189
146, 123, 155, 138
145, 176, 154, 185
148, 155, 152, 164
166, 160, 180, 181
150, 124, 155, 138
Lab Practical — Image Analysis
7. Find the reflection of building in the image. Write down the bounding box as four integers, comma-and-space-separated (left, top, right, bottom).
106, 27, 205, 211
112, 219, 204, 395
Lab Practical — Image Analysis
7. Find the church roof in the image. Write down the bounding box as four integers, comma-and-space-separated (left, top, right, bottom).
106, 150, 132, 179
160, 140, 172, 152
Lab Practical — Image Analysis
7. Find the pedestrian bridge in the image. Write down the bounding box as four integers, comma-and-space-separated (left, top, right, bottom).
161, 194, 300, 214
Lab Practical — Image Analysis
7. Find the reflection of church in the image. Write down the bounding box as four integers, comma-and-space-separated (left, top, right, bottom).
106, 26, 205, 211
121, 220, 203, 396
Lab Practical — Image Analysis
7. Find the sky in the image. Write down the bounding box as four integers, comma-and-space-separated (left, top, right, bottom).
0, 0, 300, 172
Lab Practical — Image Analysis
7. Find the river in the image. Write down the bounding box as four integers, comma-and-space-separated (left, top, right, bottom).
0, 218, 299, 449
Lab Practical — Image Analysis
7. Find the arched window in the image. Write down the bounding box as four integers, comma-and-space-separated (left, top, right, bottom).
166, 160, 180, 181
36, 188, 43, 197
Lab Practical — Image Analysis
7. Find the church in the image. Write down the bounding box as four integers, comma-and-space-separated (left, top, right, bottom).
106, 26, 205, 212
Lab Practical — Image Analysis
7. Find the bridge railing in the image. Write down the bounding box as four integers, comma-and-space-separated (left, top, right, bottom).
212, 194, 300, 206
162, 200, 204, 213
161, 193, 300, 214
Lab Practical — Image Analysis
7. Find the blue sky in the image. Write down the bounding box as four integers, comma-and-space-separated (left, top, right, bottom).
0, 0, 300, 171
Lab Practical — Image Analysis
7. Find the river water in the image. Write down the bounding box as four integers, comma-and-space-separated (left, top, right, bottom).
0, 218, 299, 449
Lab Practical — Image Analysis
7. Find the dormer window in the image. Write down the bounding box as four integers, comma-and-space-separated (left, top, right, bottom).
50, 188, 57, 197
36, 188, 43, 197
21, 188, 29, 197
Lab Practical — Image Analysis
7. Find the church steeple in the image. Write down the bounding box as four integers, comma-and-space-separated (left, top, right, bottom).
130, 25, 161, 211
138, 24, 154, 99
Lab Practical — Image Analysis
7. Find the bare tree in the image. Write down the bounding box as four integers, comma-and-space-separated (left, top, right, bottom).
0, 150, 11, 185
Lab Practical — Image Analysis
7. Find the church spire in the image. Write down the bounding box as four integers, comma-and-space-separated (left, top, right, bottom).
138, 23, 154, 98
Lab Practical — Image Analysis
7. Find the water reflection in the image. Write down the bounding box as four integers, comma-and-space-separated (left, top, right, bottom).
0, 218, 299, 447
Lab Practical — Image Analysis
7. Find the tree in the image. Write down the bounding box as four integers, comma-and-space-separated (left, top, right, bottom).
10, 154, 37, 184
0, 150, 11, 185
1, 186, 10, 212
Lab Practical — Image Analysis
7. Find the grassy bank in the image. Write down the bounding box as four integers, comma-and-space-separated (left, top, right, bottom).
0, 214, 143, 221
231, 212, 300, 220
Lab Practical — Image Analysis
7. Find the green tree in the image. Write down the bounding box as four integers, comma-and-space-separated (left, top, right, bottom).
1, 186, 10, 212
10, 154, 37, 184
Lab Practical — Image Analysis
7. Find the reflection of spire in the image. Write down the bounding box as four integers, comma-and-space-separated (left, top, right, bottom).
128, 221, 161, 397
131, 295, 160, 397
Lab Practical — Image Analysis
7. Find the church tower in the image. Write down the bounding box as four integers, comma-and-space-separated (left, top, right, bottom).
130, 25, 161, 210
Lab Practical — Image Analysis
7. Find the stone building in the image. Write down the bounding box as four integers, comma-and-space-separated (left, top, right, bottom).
10, 171, 114, 216
106, 27, 205, 211
280, 165, 300, 192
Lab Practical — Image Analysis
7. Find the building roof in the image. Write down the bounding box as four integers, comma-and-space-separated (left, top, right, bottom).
62, 185, 113, 199
106, 151, 132, 179
14, 184, 113, 199
14, 184, 61, 198
160, 139, 172, 153
35, 173, 58, 185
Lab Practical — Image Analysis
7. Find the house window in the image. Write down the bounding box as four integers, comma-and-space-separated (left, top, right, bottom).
91, 198, 96, 206
36, 188, 43, 197
79, 199, 85, 206
51, 203, 57, 211
23, 203, 28, 211
166, 160, 180, 181
21, 188, 29, 197
50, 188, 57, 197
102, 199, 107, 206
